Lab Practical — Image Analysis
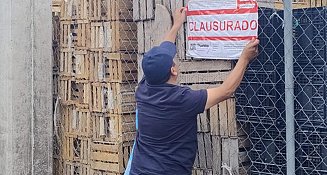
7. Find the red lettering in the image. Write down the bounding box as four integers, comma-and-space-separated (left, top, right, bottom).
250, 20, 257, 30
206, 22, 212, 31
213, 21, 219, 31
227, 21, 233, 31
220, 21, 226, 31
194, 22, 199, 31
234, 21, 241, 31
242, 20, 249, 30
189, 22, 194, 31
200, 22, 205, 31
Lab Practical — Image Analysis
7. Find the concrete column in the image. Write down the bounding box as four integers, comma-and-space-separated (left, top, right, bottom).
0, 0, 53, 174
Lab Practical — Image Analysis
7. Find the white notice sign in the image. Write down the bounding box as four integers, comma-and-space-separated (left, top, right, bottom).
186, 0, 258, 60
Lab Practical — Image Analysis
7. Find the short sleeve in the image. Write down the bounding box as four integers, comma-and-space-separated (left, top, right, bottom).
159, 41, 177, 58
181, 88, 208, 114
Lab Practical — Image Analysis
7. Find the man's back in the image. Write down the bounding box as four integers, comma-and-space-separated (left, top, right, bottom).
129, 79, 207, 175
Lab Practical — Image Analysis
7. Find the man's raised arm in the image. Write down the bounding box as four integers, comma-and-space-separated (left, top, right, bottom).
205, 39, 260, 110
163, 7, 187, 43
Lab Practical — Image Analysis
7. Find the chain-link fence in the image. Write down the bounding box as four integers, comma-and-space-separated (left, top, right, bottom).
236, 1, 327, 175
52, 0, 327, 174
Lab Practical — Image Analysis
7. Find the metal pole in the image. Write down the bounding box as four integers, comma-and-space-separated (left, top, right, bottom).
284, 0, 295, 174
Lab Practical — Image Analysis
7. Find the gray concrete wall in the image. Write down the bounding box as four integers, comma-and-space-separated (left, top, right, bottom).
0, 0, 53, 174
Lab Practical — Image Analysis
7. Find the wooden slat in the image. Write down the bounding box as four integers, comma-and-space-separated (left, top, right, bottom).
90, 152, 119, 162
137, 22, 145, 54
212, 136, 221, 175
185, 83, 220, 91
162, 0, 171, 10
199, 110, 209, 132
193, 152, 199, 168
230, 139, 239, 175
221, 138, 230, 175
179, 71, 230, 84
176, 0, 185, 59
121, 122, 136, 133
196, 169, 204, 175
91, 161, 120, 172
137, 54, 144, 82
121, 113, 136, 123
209, 105, 219, 136
144, 20, 152, 52
204, 133, 213, 169
170, 0, 177, 12
227, 98, 237, 137
140, 0, 147, 20
179, 60, 232, 72
121, 132, 136, 142
197, 133, 206, 169
146, 0, 154, 19
91, 143, 119, 153
219, 100, 228, 137
133, 0, 140, 21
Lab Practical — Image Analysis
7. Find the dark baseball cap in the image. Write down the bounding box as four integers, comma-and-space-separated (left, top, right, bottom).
142, 41, 177, 85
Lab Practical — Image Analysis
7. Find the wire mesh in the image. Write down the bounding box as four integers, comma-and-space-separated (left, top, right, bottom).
52, 0, 327, 174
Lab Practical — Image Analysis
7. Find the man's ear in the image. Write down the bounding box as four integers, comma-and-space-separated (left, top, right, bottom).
170, 66, 178, 76
171, 66, 178, 76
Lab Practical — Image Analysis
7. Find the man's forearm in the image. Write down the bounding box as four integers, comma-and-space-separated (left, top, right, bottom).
220, 57, 249, 96
163, 25, 181, 43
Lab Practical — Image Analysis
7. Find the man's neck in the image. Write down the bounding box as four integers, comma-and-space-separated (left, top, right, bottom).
166, 78, 177, 85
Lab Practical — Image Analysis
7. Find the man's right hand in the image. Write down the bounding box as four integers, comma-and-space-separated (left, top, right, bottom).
173, 7, 187, 30
240, 39, 260, 63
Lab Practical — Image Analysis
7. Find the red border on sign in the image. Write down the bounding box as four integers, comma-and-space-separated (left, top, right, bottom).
188, 36, 256, 41
187, 8, 257, 16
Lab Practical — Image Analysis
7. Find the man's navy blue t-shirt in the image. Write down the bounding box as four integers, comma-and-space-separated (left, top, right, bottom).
129, 78, 208, 175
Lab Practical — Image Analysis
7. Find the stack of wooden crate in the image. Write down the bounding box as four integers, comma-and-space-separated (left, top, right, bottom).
57, 0, 137, 174
133, 0, 246, 174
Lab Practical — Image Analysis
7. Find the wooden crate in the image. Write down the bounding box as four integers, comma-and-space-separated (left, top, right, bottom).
89, 52, 137, 83
88, 0, 133, 21
59, 77, 73, 105
60, 0, 89, 20
60, 21, 73, 48
64, 161, 91, 175
75, 20, 91, 49
92, 113, 136, 143
60, 20, 90, 49
111, 0, 133, 21
60, 49, 90, 79
90, 141, 134, 173
59, 48, 73, 77
53, 74, 59, 97
91, 82, 136, 114
64, 107, 92, 137
90, 169, 121, 175
88, 0, 110, 20
193, 134, 221, 175
90, 22, 111, 51
178, 60, 232, 85
63, 136, 91, 164
59, 78, 90, 107
90, 22, 137, 53
112, 21, 137, 53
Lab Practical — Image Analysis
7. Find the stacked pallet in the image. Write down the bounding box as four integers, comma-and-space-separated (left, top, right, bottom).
133, 1, 244, 174
57, 0, 137, 174
258, 0, 327, 9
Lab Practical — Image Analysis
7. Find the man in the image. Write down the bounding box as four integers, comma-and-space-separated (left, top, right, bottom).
126, 7, 259, 175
